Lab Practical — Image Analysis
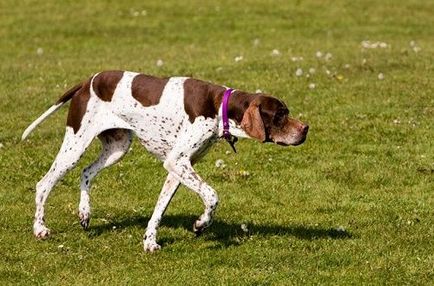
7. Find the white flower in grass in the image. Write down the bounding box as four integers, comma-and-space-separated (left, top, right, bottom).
291, 56, 303, 62
336, 226, 346, 232
255, 89, 262, 93
241, 224, 249, 233
362, 40, 388, 49
308, 83, 316, 90
324, 52, 332, 61
36, 48, 44, 56
295, 68, 303, 77
253, 38, 260, 46
362, 58, 367, 65
409, 40, 422, 52
315, 51, 323, 58
141, 10, 147, 16
156, 59, 164, 67
0, 143, 4, 149
361, 40, 372, 48
393, 119, 400, 124
344, 64, 351, 69
271, 49, 281, 56
215, 159, 226, 168
378, 73, 384, 80
58, 244, 64, 249
234, 55, 243, 62
308, 67, 316, 74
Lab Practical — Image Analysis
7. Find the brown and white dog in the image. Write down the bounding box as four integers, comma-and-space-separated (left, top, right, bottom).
22, 70, 308, 252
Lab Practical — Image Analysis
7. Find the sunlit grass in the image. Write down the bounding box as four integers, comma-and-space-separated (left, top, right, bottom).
0, 0, 433, 284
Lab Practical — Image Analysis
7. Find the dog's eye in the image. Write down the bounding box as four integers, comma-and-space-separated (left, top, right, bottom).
273, 109, 288, 126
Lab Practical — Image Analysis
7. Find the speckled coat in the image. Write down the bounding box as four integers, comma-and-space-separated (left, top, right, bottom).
22, 70, 308, 252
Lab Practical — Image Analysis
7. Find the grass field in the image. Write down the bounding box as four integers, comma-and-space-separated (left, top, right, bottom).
1, 0, 433, 284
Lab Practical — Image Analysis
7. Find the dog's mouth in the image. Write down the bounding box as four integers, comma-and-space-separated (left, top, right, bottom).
275, 136, 306, 146
289, 135, 307, 146
270, 122, 309, 147
272, 132, 307, 146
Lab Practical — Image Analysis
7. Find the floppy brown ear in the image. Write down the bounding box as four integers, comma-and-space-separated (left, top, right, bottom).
241, 102, 266, 142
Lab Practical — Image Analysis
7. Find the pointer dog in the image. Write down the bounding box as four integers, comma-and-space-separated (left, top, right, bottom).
22, 70, 309, 252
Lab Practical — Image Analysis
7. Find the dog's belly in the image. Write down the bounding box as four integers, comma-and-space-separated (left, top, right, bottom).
109, 74, 189, 160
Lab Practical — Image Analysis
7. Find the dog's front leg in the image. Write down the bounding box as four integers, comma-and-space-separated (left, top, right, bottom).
163, 156, 219, 236
143, 118, 218, 252
143, 174, 180, 252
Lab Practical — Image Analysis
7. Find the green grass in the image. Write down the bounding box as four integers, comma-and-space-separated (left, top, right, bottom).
1, 0, 433, 284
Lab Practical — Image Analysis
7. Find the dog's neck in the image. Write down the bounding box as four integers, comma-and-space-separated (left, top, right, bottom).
212, 87, 258, 125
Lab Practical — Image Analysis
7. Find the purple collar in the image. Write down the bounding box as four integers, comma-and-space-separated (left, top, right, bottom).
222, 88, 234, 140
222, 88, 238, 152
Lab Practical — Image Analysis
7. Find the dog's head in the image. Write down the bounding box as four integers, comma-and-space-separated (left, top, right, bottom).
240, 95, 308, 146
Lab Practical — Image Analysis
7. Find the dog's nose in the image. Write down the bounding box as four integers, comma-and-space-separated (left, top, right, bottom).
302, 124, 309, 135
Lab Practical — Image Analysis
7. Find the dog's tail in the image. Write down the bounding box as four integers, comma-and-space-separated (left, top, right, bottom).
21, 82, 83, 141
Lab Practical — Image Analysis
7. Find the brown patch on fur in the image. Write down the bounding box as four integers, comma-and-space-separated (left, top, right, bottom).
92, 71, 124, 102
131, 74, 169, 107
66, 80, 91, 133
222, 92, 294, 143
55, 82, 83, 105
241, 101, 266, 142
227, 90, 257, 124
183, 79, 226, 123
255, 95, 289, 142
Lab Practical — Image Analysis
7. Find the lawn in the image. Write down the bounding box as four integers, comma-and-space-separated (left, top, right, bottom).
0, 0, 433, 284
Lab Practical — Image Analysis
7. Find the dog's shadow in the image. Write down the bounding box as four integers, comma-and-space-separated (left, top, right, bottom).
87, 214, 353, 247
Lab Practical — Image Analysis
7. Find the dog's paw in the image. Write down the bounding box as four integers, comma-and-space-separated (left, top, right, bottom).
34, 224, 51, 239
193, 220, 206, 236
78, 212, 90, 229
143, 240, 161, 252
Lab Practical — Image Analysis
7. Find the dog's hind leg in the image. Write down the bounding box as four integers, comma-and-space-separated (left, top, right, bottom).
34, 127, 96, 239
78, 129, 132, 229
